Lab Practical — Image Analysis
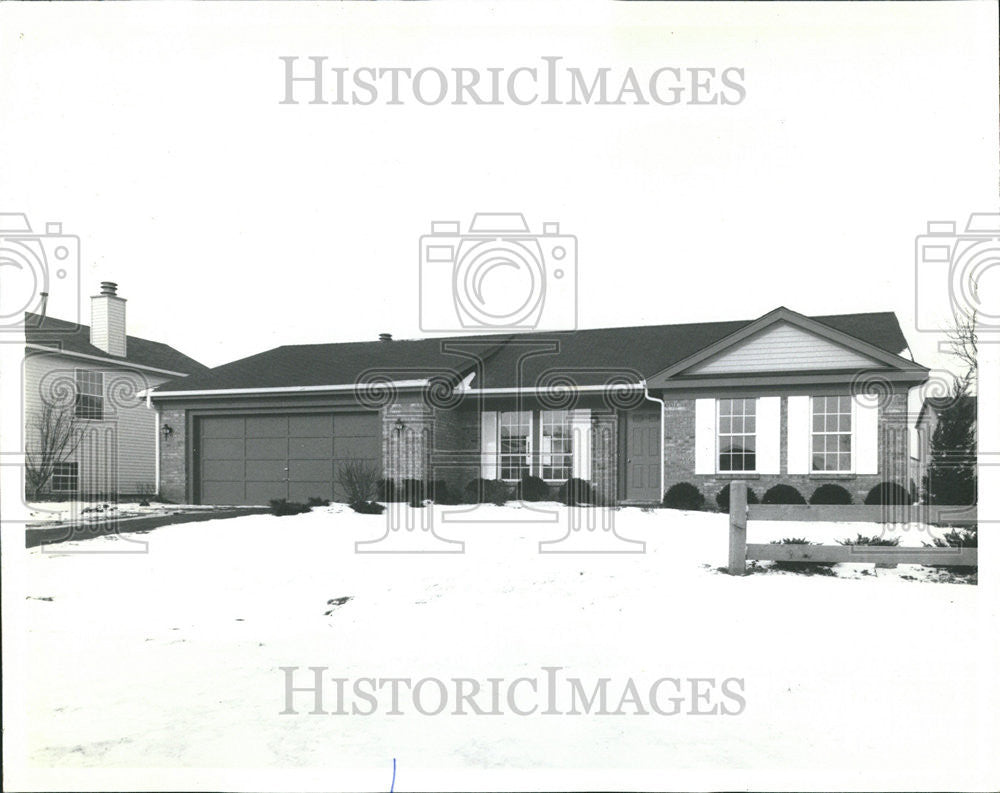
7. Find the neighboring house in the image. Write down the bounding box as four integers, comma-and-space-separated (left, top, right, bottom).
150, 306, 928, 507
913, 394, 977, 503
24, 282, 207, 498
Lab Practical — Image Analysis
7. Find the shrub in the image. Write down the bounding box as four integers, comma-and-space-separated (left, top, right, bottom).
762, 485, 806, 505
715, 483, 759, 512
398, 478, 427, 508
809, 484, 853, 505
378, 479, 396, 502
770, 537, 836, 574
464, 478, 509, 505
336, 461, 380, 504
923, 527, 977, 572
864, 482, 913, 506
662, 482, 705, 511
349, 500, 385, 515
928, 526, 978, 548
307, 496, 330, 507
559, 477, 595, 506
516, 474, 550, 502
838, 533, 900, 546
269, 499, 311, 517
429, 479, 463, 505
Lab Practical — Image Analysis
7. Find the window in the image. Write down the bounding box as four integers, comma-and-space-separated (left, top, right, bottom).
75, 370, 103, 420
812, 395, 852, 472
540, 410, 573, 480
718, 398, 756, 472
490, 409, 581, 481
52, 462, 79, 493
499, 411, 531, 480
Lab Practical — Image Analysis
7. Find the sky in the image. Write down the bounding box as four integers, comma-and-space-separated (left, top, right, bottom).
1, 2, 997, 386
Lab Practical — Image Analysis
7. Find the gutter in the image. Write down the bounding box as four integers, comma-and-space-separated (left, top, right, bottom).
641, 380, 666, 503
144, 380, 432, 399
25, 344, 193, 378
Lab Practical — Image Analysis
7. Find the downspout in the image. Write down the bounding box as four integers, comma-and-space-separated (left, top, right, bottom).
154, 409, 160, 498
641, 380, 666, 502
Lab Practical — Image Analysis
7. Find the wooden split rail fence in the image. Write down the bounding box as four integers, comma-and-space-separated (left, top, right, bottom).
726, 481, 977, 575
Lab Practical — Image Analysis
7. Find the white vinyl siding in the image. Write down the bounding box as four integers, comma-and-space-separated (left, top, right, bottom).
694, 398, 716, 475
689, 322, 877, 374
23, 352, 168, 495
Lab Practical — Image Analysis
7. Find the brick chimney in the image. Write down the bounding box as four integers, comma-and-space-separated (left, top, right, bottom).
90, 281, 127, 357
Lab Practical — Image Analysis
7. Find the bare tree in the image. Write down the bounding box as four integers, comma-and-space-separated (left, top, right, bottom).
945, 309, 977, 394
25, 403, 82, 500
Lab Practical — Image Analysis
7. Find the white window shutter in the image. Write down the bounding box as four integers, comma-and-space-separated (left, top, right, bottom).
854, 394, 880, 475
756, 397, 781, 474
694, 398, 716, 475
786, 396, 810, 474
481, 411, 498, 479
571, 409, 591, 479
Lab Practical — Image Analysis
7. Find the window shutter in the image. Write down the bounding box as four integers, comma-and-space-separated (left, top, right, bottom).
786, 396, 810, 474
571, 409, 591, 479
854, 394, 880, 475
481, 411, 498, 479
756, 397, 781, 474
694, 398, 716, 475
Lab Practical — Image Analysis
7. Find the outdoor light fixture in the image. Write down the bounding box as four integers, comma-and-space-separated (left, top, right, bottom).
161, 423, 173, 439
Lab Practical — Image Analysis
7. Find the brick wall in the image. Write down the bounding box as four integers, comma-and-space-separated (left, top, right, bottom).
382, 402, 434, 483
158, 406, 187, 503
662, 393, 911, 507
590, 409, 618, 504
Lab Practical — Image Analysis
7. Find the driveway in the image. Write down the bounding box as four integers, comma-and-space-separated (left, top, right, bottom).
25, 507, 270, 548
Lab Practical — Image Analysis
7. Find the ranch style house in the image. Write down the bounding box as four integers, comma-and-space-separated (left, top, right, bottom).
148, 306, 928, 507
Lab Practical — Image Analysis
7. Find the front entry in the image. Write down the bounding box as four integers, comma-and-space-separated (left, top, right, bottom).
622, 408, 661, 502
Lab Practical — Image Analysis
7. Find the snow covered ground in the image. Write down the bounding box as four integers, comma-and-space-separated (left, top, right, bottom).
12, 503, 996, 789
26, 501, 237, 527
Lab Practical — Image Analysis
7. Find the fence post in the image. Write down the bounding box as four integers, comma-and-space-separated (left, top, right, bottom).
728, 480, 748, 575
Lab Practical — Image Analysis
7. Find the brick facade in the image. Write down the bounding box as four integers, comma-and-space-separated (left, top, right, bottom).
662, 392, 911, 507
158, 406, 187, 503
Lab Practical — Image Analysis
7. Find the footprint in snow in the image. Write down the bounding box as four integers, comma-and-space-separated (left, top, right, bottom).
325, 596, 352, 615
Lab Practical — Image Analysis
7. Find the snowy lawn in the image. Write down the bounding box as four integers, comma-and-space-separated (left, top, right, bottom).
21, 503, 986, 781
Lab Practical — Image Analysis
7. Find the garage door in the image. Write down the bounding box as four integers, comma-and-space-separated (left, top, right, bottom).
198, 413, 381, 505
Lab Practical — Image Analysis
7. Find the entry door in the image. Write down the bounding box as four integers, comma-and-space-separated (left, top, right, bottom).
624, 409, 661, 502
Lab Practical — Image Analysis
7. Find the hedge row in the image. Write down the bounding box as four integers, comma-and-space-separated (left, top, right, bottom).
662, 481, 913, 511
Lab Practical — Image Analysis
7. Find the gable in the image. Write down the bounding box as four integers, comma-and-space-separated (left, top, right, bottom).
685, 321, 881, 375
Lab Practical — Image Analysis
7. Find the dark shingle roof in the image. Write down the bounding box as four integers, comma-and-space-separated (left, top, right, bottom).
25, 313, 208, 376
152, 310, 912, 394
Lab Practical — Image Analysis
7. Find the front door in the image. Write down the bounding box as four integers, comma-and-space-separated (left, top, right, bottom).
623, 409, 661, 502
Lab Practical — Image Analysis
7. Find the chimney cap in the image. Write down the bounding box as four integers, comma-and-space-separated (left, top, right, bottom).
378, 332, 393, 342
99, 281, 119, 296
